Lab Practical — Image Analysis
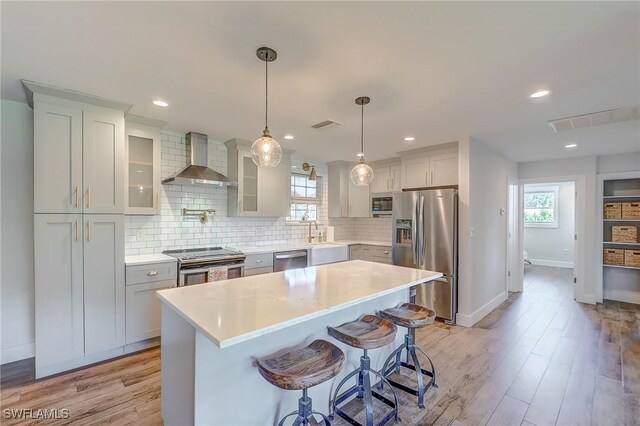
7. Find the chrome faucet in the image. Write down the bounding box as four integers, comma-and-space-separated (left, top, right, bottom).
308, 220, 318, 243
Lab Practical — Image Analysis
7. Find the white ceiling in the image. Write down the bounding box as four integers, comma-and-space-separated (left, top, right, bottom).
2, 1, 639, 163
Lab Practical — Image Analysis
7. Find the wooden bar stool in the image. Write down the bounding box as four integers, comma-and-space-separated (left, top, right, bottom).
377, 303, 437, 409
327, 315, 400, 426
257, 339, 345, 426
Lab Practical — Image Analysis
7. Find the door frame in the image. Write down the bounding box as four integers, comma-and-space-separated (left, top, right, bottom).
507, 177, 521, 292
518, 175, 586, 302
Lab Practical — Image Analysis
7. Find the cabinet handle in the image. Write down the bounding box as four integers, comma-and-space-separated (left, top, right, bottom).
147, 270, 159, 276
391, 178, 395, 190
384, 251, 390, 255
430, 171, 434, 185
75, 220, 79, 242
86, 220, 92, 242
86, 186, 91, 209
74, 186, 79, 208
256, 259, 263, 263
155, 192, 160, 212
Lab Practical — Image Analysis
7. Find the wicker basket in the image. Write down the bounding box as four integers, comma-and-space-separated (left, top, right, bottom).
624, 250, 640, 268
622, 202, 640, 219
604, 248, 625, 266
604, 203, 622, 219
612, 225, 638, 243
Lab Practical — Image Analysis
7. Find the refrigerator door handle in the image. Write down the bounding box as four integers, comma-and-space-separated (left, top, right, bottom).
412, 195, 419, 265
419, 195, 426, 268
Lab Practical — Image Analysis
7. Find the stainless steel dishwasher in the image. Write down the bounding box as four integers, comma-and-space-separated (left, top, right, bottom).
273, 250, 308, 272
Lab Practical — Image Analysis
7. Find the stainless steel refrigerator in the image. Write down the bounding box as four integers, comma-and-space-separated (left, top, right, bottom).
392, 189, 458, 324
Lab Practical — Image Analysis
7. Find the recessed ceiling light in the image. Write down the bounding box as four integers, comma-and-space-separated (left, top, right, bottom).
153, 99, 168, 107
404, 136, 415, 141
529, 89, 551, 99
284, 134, 294, 140
565, 143, 578, 149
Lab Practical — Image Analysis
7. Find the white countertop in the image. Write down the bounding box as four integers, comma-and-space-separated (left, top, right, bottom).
234, 240, 391, 255
125, 253, 177, 266
157, 260, 441, 348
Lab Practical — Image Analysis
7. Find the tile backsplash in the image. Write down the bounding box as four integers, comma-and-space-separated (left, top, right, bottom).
124, 130, 391, 256
125, 131, 326, 255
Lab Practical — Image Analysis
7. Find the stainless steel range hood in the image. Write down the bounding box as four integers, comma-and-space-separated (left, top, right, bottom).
162, 132, 238, 186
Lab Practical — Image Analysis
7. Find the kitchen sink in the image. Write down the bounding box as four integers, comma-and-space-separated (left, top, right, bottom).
309, 243, 349, 266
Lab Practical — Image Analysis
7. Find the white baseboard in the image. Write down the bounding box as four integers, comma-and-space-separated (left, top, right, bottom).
1, 342, 35, 365
603, 289, 640, 305
577, 293, 597, 305
530, 258, 574, 269
456, 291, 508, 328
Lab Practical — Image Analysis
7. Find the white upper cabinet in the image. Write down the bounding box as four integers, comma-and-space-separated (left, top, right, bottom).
34, 214, 85, 371
400, 148, 458, 189
429, 153, 458, 187
225, 139, 292, 217
370, 167, 390, 193
328, 161, 370, 218
83, 109, 125, 214
402, 156, 430, 189
83, 214, 125, 355
371, 162, 402, 193
34, 102, 83, 214
31, 89, 128, 214
125, 116, 164, 215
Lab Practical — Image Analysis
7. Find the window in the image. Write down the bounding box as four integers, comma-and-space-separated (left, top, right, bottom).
524, 186, 559, 228
287, 173, 322, 221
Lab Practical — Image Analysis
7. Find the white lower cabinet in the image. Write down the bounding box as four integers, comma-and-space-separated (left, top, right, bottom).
349, 244, 392, 264
34, 214, 85, 368
34, 213, 124, 377
125, 261, 177, 344
125, 280, 174, 344
83, 215, 125, 355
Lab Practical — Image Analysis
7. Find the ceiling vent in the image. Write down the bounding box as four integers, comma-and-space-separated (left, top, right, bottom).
548, 106, 640, 133
311, 119, 342, 130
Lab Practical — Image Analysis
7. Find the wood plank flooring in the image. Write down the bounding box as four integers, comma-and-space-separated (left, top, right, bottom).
1, 265, 638, 425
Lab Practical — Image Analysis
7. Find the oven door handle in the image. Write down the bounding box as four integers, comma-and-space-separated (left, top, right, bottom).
180, 267, 212, 274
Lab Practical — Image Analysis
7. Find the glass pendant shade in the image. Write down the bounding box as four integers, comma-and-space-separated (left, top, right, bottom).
251, 128, 282, 167
351, 159, 374, 186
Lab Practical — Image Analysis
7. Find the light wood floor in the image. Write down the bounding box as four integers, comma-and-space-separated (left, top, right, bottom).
1, 265, 638, 425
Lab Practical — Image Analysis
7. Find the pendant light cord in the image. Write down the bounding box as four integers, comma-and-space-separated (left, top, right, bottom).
265, 58, 269, 130
360, 102, 364, 157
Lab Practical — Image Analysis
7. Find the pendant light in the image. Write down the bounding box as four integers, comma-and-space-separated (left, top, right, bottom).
251, 47, 282, 168
350, 96, 374, 186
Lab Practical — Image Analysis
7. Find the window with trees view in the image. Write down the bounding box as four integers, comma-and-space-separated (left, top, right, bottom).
524, 186, 559, 228
287, 173, 322, 221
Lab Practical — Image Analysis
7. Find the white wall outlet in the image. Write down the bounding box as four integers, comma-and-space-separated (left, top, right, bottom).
255, 227, 264, 237
137, 229, 146, 241
470, 227, 475, 238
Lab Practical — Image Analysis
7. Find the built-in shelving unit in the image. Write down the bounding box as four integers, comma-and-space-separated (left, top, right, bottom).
599, 174, 640, 304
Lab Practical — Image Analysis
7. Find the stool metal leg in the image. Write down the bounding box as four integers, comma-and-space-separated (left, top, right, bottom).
380, 328, 436, 409
278, 390, 332, 426
331, 352, 399, 426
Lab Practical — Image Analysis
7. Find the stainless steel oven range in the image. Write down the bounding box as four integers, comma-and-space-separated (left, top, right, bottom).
163, 247, 246, 286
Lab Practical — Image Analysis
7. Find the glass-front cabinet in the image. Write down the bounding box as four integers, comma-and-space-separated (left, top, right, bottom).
125, 117, 164, 215
240, 152, 259, 215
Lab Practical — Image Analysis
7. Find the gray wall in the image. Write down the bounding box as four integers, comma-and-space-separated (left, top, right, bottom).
1, 99, 35, 363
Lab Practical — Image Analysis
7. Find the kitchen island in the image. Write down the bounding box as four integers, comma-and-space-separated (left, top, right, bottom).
158, 260, 442, 425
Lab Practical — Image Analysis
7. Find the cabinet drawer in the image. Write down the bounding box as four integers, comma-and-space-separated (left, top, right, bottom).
372, 246, 392, 258
372, 256, 392, 265
126, 262, 177, 285
245, 266, 273, 276
245, 252, 274, 269
125, 279, 175, 344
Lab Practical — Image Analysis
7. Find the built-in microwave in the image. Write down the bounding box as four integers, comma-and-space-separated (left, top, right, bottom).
371, 193, 393, 216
